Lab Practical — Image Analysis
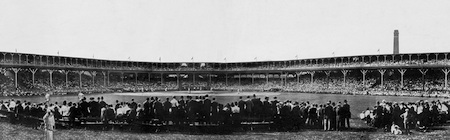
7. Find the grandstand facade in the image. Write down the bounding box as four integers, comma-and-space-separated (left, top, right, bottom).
1, 51, 450, 95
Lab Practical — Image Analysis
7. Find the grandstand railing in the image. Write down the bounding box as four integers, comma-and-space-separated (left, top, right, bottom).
1, 60, 450, 72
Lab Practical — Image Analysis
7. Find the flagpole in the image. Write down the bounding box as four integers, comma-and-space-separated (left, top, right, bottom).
224, 57, 227, 69
191, 57, 194, 69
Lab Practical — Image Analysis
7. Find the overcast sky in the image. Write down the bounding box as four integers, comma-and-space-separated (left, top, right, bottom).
1, 0, 450, 62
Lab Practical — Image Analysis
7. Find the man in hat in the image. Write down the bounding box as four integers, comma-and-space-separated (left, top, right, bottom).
324, 102, 333, 130
79, 97, 90, 118
262, 97, 271, 121
238, 97, 245, 116
88, 97, 100, 117
245, 96, 254, 118
342, 100, 351, 128
143, 97, 151, 123
203, 96, 211, 124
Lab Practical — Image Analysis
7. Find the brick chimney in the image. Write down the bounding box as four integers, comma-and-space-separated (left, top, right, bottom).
393, 30, 399, 54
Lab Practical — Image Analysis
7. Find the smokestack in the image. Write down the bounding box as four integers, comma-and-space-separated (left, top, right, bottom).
393, 30, 399, 54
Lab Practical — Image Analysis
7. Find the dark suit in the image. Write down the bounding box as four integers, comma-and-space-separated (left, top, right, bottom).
163, 101, 171, 121
154, 101, 163, 120
143, 101, 151, 121
88, 100, 99, 117
238, 100, 245, 115
342, 103, 351, 128
80, 101, 90, 117
203, 99, 212, 122
324, 105, 333, 130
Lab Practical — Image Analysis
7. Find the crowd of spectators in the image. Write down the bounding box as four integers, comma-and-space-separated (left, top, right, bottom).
1, 64, 450, 98
0, 94, 351, 132
360, 99, 449, 134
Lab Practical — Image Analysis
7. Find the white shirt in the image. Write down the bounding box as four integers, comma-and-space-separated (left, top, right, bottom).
43, 110, 55, 130
231, 106, 240, 113
116, 107, 126, 115
170, 99, 179, 107
60, 105, 70, 116
8, 101, 16, 109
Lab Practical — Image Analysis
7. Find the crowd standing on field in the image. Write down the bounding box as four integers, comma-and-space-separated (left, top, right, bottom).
360, 99, 450, 135
0, 94, 352, 132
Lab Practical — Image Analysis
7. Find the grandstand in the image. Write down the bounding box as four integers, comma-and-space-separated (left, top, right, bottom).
1, 51, 450, 97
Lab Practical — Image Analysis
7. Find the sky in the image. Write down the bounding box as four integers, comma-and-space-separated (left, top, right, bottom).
1, 0, 450, 62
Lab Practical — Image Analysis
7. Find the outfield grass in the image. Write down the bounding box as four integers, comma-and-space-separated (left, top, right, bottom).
2, 119, 450, 140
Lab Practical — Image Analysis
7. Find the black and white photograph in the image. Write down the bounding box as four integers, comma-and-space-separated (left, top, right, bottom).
1, 0, 450, 139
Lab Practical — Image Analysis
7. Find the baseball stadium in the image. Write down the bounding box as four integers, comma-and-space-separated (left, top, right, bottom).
1, 30, 450, 139
2, 0, 450, 139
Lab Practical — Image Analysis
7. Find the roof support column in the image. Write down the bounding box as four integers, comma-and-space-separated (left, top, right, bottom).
29, 68, 38, 85
280, 72, 283, 85
342, 70, 349, 87
135, 72, 138, 84
442, 69, 450, 90
238, 73, 241, 86
11, 68, 21, 88
91, 71, 97, 87
378, 69, 386, 88
360, 70, 368, 88
161, 73, 164, 85
225, 73, 228, 87
309, 71, 315, 83
48, 70, 54, 87
325, 71, 331, 88
107, 71, 110, 86
177, 73, 181, 90
102, 71, 106, 87
120, 72, 124, 83
208, 73, 212, 87
62, 70, 70, 88
76, 71, 84, 88
398, 69, 407, 88
419, 69, 428, 91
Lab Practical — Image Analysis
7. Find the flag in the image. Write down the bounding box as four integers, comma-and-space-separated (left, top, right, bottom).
377, 49, 380, 53
224, 57, 226, 61
254, 57, 257, 60
128, 57, 130, 60
159, 57, 161, 62
57, 51, 59, 56
332, 52, 335, 56
191, 57, 194, 60
295, 55, 298, 59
